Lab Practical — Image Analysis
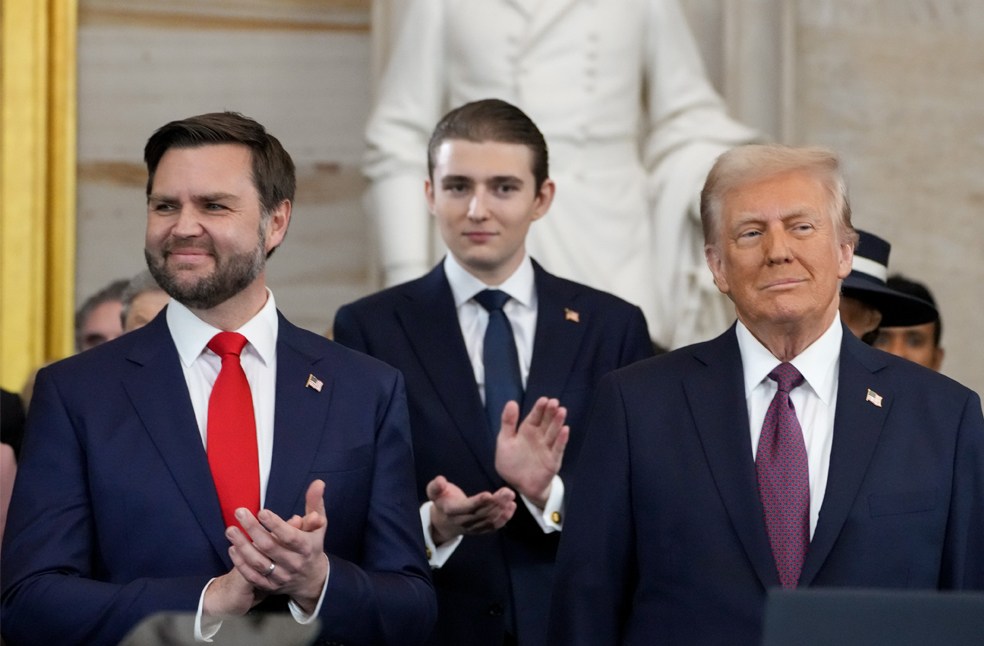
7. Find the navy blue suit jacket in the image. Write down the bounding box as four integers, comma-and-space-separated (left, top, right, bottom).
549, 324, 984, 645
1, 310, 436, 646
333, 261, 653, 645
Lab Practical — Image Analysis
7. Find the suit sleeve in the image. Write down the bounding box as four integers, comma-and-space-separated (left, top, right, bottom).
940, 389, 984, 589
0, 368, 209, 645
548, 372, 636, 644
316, 371, 438, 644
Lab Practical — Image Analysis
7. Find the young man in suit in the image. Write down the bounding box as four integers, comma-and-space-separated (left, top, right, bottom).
549, 144, 984, 644
334, 99, 653, 645
1, 112, 436, 645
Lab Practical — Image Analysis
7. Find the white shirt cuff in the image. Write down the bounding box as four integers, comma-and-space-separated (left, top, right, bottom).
519, 475, 564, 533
288, 553, 330, 623
195, 578, 222, 642
420, 501, 463, 569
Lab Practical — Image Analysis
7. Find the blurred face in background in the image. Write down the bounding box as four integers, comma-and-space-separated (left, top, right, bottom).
872, 322, 944, 371
79, 300, 123, 351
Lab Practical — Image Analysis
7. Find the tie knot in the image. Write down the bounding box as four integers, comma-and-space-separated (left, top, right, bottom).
769, 362, 804, 393
473, 289, 511, 312
208, 332, 248, 358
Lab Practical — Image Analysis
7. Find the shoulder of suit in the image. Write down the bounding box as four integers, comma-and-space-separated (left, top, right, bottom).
336, 271, 438, 316
539, 272, 643, 313
281, 316, 403, 380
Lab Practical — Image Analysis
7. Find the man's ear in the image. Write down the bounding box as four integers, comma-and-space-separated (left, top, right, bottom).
424, 178, 436, 217
837, 241, 854, 279
705, 243, 729, 294
531, 179, 556, 222
264, 200, 291, 253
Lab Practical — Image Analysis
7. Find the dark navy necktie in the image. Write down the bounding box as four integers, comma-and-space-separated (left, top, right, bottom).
473, 289, 524, 440
756, 362, 810, 589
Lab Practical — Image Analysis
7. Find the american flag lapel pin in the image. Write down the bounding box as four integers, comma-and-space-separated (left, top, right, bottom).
564, 308, 580, 323
306, 373, 324, 392
865, 388, 883, 407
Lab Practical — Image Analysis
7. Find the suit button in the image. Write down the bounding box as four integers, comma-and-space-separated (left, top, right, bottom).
488, 602, 505, 617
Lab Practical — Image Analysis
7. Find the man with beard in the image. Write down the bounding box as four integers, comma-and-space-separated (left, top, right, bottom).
1, 112, 437, 646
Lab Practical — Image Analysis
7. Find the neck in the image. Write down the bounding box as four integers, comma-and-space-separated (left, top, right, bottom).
742, 312, 837, 362
459, 253, 525, 288
189, 280, 269, 331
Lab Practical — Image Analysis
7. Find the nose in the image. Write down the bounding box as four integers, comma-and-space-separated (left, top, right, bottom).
883, 335, 905, 357
171, 205, 204, 238
466, 190, 489, 221
764, 226, 793, 265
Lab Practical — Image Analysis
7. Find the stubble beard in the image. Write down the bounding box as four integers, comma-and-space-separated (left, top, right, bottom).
145, 234, 266, 310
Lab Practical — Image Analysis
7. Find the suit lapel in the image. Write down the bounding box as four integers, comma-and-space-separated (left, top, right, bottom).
687, 329, 779, 589
121, 314, 231, 566
800, 331, 890, 585
264, 315, 336, 516
396, 266, 501, 483
523, 264, 585, 415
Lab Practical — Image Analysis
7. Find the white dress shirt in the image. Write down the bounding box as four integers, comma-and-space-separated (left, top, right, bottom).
421, 254, 565, 568
736, 314, 842, 539
166, 292, 327, 640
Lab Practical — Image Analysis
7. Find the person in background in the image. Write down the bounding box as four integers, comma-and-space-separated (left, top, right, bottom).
872, 274, 944, 371
120, 269, 171, 332
549, 144, 984, 644
2, 111, 436, 645
838, 229, 937, 340
75, 278, 128, 352
337, 99, 653, 645
364, 0, 760, 350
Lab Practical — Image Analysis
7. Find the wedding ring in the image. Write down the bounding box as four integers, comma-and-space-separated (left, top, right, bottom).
264, 562, 276, 577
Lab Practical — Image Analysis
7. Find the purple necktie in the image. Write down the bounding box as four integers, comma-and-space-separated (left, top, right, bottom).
756, 362, 809, 589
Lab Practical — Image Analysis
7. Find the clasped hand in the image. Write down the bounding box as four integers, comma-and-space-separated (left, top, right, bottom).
204, 479, 329, 619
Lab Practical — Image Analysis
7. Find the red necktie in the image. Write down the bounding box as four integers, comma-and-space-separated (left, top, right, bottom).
756, 362, 809, 589
206, 332, 260, 532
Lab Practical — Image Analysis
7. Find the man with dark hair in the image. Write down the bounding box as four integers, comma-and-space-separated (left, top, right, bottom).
74, 277, 128, 351
872, 274, 944, 371
334, 99, 653, 645
550, 143, 984, 644
2, 112, 436, 645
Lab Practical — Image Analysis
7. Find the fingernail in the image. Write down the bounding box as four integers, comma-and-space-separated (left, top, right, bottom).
235, 508, 247, 520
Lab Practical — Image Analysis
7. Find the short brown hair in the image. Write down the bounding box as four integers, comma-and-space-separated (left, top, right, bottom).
427, 99, 549, 190
144, 111, 295, 217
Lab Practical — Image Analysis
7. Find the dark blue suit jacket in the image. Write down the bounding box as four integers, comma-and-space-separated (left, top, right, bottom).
549, 324, 984, 645
1, 310, 436, 646
333, 261, 653, 646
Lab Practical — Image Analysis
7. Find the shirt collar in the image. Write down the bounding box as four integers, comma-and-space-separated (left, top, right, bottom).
736, 313, 842, 405
443, 253, 536, 309
167, 289, 280, 367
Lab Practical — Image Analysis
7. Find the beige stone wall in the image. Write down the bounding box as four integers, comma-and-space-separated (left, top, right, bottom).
77, 0, 984, 394
792, 0, 984, 394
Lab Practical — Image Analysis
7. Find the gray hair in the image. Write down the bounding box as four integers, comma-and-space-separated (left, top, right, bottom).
700, 144, 859, 249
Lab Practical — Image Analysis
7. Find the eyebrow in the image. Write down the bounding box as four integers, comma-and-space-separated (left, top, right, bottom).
147, 192, 239, 203
732, 207, 819, 228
